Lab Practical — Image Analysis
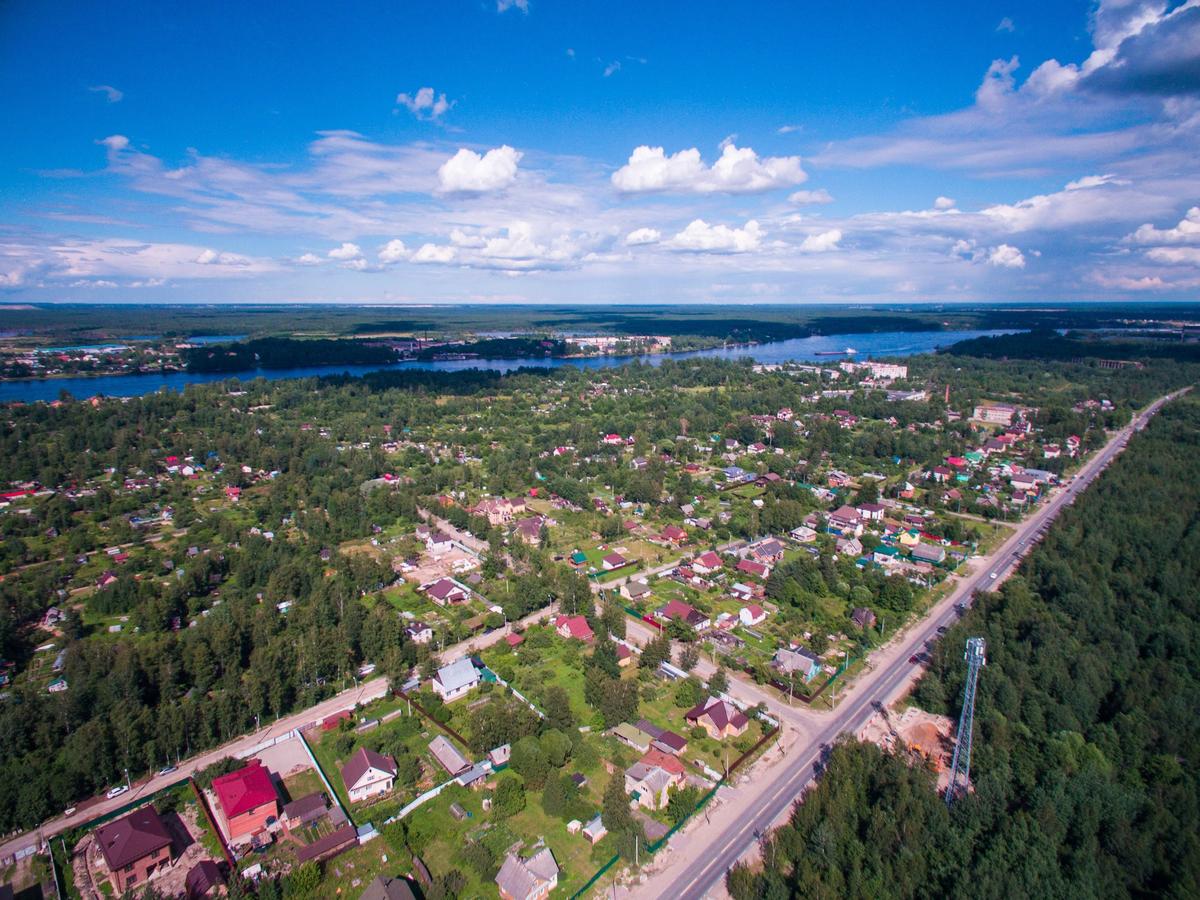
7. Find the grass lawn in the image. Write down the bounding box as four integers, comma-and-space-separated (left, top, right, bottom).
309, 711, 449, 824
379, 583, 436, 616
411, 772, 611, 899
482, 629, 595, 726
312, 840, 398, 897
633, 677, 759, 774
281, 767, 325, 804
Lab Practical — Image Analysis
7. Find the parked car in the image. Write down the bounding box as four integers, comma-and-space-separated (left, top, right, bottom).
157, 765, 177, 777
106, 785, 129, 799
908, 654, 921, 664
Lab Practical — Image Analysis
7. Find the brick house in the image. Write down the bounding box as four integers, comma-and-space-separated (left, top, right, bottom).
212, 759, 279, 846
94, 806, 174, 894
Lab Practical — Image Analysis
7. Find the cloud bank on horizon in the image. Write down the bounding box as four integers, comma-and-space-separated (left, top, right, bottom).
1, 0, 1199, 303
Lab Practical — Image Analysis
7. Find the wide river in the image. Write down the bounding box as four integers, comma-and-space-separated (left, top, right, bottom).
0, 329, 1013, 403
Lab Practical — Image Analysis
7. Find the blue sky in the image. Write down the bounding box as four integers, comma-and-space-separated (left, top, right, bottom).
1, 0, 1198, 303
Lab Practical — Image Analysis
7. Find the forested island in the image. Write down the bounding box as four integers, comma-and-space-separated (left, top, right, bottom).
182, 336, 398, 373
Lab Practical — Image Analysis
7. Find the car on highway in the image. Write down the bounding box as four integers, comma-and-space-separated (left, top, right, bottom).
106, 785, 129, 799
989, 571, 998, 579
908, 654, 921, 664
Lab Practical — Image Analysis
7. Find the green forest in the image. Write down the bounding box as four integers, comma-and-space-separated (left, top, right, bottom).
727, 394, 1200, 899
181, 336, 398, 372
1, 346, 1197, 848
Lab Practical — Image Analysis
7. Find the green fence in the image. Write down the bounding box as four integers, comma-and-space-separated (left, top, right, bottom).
569, 777, 726, 899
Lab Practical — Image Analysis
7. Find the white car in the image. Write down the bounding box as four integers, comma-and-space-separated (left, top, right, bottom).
157, 765, 177, 777
106, 785, 129, 799
989, 572, 998, 580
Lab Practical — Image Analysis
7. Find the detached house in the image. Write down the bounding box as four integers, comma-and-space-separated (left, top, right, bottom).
341, 747, 397, 803
620, 579, 652, 602
855, 502, 885, 522
739, 604, 767, 626
774, 647, 822, 683
736, 559, 769, 580
601, 552, 628, 570
428, 735, 471, 776
657, 598, 711, 631
851, 607, 877, 630
751, 539, 786, 563
684, 696, 749, 739
555, 614, 594, 643
405, 621, 433, 644
659, 524, 688, 545
425, 531, 454, 554
425, 577, 470, 606
910, 542, 947, 564
828, 505, 863, 536
691, 550, 723, 576
624, 759, 684, 811
212, 760, 279, 847
432, 657, 480, 701
495, 847, 559, 900
95, 806, 174, 894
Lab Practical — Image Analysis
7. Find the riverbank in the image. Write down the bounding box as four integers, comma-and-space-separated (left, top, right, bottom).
0, 329, 1015, 403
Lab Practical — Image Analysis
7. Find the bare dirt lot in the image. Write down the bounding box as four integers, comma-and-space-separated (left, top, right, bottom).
400, 547, 480, 586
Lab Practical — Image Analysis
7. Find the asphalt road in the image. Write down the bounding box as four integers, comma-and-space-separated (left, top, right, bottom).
0, 588, 557, 860
649, 388, 1187, 900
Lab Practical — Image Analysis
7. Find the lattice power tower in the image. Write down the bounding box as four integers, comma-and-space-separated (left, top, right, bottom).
945, 636, 986, 805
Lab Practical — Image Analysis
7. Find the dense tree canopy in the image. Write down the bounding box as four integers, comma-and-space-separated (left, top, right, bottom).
729, 395, 1200, 899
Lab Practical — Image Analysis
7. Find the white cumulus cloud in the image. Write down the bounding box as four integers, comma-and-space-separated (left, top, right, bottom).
988, 244, 1026, 268
378, 239, 409, 263
98, 134, 130, 152
625, 228, 661, 246
1146, 246, 1200, 265
1127, 207, 1200, 245
437, 146, 522, 193
934, 196, 956, 210
294, 253, 323, 266
327, 242, 363, 260
612, 144, 807, 194
667, 219, 763, 253
799, 229, 843, 252
411, 243, 457, 264
396, 87, 454, 121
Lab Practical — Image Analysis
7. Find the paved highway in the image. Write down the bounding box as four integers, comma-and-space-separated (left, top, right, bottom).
643, 388, 1188, 900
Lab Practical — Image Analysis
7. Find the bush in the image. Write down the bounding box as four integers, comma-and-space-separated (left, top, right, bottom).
194, 757, 241, 790
492, 776, 525, 818
284, 861, 321, 897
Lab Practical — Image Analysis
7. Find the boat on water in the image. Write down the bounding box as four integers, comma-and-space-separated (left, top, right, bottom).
813, 347, 858, 356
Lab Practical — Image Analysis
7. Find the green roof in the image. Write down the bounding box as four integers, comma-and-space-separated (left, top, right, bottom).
613, 723, 652, 745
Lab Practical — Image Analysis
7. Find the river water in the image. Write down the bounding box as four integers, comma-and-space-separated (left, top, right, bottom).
0, 329, 1013, 403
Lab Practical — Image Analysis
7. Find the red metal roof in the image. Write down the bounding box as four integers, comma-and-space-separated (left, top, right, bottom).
212, 760, 277, 819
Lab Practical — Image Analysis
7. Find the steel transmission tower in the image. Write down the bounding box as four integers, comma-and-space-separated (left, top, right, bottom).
945, 637, 986, 805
